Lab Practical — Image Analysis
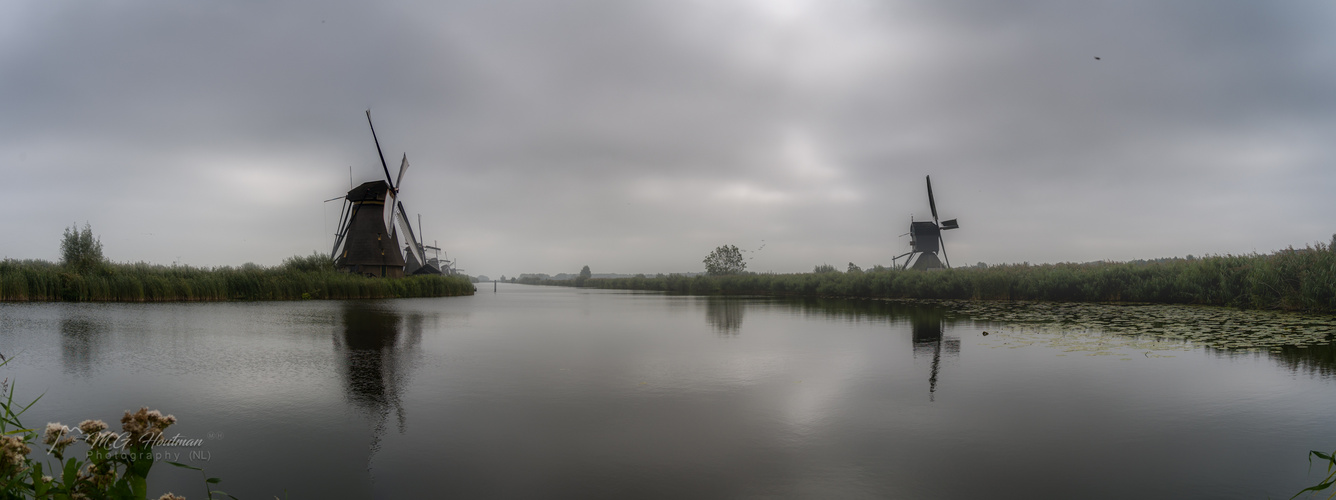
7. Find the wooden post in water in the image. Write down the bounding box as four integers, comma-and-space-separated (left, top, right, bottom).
494, 280, 497, 293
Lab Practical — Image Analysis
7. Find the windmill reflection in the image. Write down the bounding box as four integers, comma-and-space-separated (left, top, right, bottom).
704, 298, 745, 335
716, 297, 966, 399
909, 307, 960, 402
334, 302, 424, 461
59, 313, 107, 377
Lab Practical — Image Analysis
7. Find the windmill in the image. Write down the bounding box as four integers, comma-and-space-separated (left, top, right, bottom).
893, 175, 960, 270
329, 110, 440, 277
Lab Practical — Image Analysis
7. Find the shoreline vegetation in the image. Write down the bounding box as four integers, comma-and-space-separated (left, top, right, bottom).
535, 239, 1336, 314
0, 224, 473, 302
0, 253, 474, 302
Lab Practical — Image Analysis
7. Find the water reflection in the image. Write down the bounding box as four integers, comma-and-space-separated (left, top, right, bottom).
1269, 342, 1336, 377
709, 297, 966, 400
908, 307, 960, 402
776, 297, 968, 328
334, 302, 425, 463
704, 298, 745, 335
60, 312, 107, 376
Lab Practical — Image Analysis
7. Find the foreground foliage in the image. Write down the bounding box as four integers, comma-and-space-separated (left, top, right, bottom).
580, 242, 1336, 313
0, 253, 474, 302
1293, 449, 1336, 499
2, 355, 225, 500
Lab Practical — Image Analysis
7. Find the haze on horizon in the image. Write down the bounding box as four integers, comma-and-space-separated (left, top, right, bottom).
3, 0, 1334, 279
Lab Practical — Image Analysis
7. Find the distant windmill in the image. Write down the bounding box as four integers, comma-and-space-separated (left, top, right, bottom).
893, 176, 960, 270
329, 110, 440, 277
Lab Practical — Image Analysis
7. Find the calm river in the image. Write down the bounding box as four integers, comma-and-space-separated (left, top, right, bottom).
2, 284, 1334, 498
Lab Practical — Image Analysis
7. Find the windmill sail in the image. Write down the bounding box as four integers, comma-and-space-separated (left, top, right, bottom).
383, 189, 398, 242
396, 202, 431, 273
395, 154, 409, 191
330, 198, 355, 259
366, 110, 394, 190
926, 176, 938, 222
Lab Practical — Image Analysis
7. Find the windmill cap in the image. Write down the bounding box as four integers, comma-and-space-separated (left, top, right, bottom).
345, 180, 391, 202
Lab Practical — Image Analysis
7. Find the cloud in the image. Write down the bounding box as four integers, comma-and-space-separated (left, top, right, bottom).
2, 0, 1333, 276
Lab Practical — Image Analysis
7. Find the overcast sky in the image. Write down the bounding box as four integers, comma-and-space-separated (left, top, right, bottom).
3, 0, 1334, 278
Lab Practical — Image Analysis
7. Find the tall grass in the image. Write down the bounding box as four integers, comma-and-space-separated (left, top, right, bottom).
0, 253, 474, 302
576, 243, 1336, 313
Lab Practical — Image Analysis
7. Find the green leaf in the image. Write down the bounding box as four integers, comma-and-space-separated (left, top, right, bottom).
167, 460, 203, 471
30, 463, 49, 497
62, 458, 78, 486
130, 475, 148, 499
1289, 477, 1336, 500
206, 477, 221, 484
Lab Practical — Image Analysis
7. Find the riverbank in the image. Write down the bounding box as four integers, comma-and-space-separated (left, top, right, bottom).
0, 256, 474, 301
567, 244, 1336, 313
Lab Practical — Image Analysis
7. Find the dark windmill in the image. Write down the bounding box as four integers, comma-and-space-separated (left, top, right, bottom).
329, 110, 439, 277
894, 175, 960, 270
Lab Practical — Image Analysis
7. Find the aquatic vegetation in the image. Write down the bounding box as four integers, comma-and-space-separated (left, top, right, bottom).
1292, 449, 1336, 499
0, 254, 474, 302
946, 300, 1336, 351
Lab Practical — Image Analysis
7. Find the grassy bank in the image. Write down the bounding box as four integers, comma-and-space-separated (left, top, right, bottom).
0, 254, 474, 302
573, 243, 1336, 313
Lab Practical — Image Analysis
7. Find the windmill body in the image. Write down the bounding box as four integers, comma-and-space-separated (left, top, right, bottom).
334, 181, 406, 277
909, 221, 941, 254
896, 176, 960, 270
329, 110, 444, 278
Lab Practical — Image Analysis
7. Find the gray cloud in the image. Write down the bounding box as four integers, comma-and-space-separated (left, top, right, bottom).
3, 0, 1333, 277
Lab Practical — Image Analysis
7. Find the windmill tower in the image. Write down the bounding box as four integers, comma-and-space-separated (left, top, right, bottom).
329, 110, 439, 277
894, 176, 960, 270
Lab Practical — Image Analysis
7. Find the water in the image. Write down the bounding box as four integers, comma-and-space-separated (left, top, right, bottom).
1, 284, 1333, 498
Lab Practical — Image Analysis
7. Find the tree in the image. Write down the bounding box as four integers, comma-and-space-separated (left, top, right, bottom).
813, 263, 837, 274
704, 245, 746, 275
576, 265, 592, 286
61, 222, 105, 274
847, 262, 862, 273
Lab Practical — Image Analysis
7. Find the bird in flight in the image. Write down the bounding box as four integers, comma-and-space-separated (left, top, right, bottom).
1094, 56, 1102, 60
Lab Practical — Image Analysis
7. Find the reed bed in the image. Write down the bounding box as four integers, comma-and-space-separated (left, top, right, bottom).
0, 254, 474, 302
576, 243, 1336, 313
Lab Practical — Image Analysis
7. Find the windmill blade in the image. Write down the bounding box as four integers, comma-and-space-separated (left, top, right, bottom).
384, 189, 398, 241
395, 154, 410, 191
417, 213, 424, 245
396, 201, 427, 267
939, 235, 951, 269
940, 219, 959, 230
330, 199, 356, 261
926, 175, 938, 223
365, 109, 395, 191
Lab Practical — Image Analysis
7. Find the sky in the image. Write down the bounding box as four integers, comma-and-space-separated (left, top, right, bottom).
2, 0, 1334, 278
